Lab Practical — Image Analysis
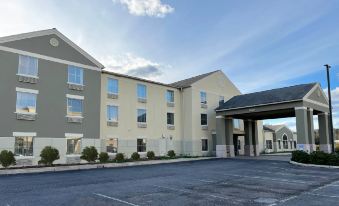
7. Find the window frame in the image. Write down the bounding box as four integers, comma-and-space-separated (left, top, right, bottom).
107, 105, 118, 122
282, 134, 288, 149
201, 113, 208, 126
137, 109, 147, 123
107, 78, 119, 94
266, 140, 273, 149
18, 55, 39, 78
167, 112, 174, 125
67, 97, 83, 117
16, 90, 38, 114
137, 84, 147, 100
166, 90, 174, 103
14, 136, 34, 157
106, 138, 118, 153
201, 139, 208, 151
137, 138, 147, 153
200, 91, 207, 104
66, 137, 82, 155
68, 65, 84, 86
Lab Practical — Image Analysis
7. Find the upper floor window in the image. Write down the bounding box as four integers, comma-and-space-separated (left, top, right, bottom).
166, 90, 174, 103
18, 55, 38, 77
14, 136, 33, 156
107, 105, 118, 122
107, 78, 118, 94
167, 113, 174, 125
201, 114, 208, 126
137, 109, 147, 123
16, 91, 37, 114
137, 84, 147, 99
200, 91, 207, 104
67, 98, 83, 117
68, 65, 83, 85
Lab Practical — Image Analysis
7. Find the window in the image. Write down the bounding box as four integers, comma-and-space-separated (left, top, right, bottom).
202, 139, 208, 151
294, 141, 297, 149
137, 139, 146, 152
14, 136, 33, 156
137, 109, 147, 123
18, 55, 38, 77
106, 138, 118, 153
68, 65, 83, 85
67, 138, 81, 155
67, 98, 83, 117
166, 90, 174, 103
278, 140, 281, 149
107, 78, 118, 94
16, 92, 37, 114
137, 84, 147, 99
107, 105, 118, 122
233, 119, 240, 129
283, 134, 288, 149
200, 91, 207, 104
201, 114, 208, 126
237, 139, 241, 150
167, 113, 174, 125
266, 140, 273, 149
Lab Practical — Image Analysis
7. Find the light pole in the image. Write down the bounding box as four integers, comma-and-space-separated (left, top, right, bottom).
324, 64, 335, 153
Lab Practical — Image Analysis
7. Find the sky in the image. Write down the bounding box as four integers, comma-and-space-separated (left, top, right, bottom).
0, 0, 338, 130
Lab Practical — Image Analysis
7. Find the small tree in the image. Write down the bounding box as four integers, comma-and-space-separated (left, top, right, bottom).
0, 150, 16, 168
40, 146, 60, 166
131, 152, 140, 161
99, 152, 109, 163
147, 151, 155, 160
167, 150, 176, 158
115, 153, 125, 163
80, 146, 98, 163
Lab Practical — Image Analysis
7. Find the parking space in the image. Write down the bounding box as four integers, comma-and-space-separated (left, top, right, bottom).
0, 158, 338, 206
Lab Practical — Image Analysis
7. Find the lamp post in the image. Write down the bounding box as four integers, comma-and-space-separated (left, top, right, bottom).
324, 64, 335, 153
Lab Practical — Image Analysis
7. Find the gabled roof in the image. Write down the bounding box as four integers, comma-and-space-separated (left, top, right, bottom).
0, 28, 104, 69
216, 83, 317, 111
263, 125, 285, 132
169, 70, 220, 88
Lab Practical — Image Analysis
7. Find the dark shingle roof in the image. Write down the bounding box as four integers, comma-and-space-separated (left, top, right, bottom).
169, 70, 220, 88
263, 125, 284, 132
216, 83, 317, 111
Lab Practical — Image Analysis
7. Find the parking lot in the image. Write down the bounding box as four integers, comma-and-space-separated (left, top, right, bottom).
0, 157, 339, 206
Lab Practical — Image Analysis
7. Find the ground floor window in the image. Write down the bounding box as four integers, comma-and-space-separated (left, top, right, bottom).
137, 138, 146, 152
294, 141, 297, 149
67, 138, 81, 155
202, 139, 208, 151
266, 140, 273, 149
237, 139, 241, 150
106, 138, 118, 153
14, 136, 33, 156
283, 141, 288, 149
278, 140, 281, 149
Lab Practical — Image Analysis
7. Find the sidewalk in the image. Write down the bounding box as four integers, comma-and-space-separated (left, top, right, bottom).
0, 157, 215, 176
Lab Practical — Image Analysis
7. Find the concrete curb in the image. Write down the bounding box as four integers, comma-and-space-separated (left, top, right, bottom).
0, 157, 216, 176
262, 153, 291, 156
289, 160, 339, 169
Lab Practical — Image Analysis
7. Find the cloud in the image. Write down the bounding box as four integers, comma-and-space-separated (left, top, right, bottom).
100, 53, 167, 80
113, 0, 174, 17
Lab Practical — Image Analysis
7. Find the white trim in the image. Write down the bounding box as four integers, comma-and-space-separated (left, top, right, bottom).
216, 115, 225, 119
13, 132, 36, 137
318, 112, 328, 116
303, 83, 329, 104
65, 133, 83, 138
16, 73, 39, 79
303, 99, 329, 109
65, 115, 83, 119
0, 45, 101, 71
66, 94, 84, 100
295, 106, 307, 110
0, 29, 104, 68
16, 87, 39, 94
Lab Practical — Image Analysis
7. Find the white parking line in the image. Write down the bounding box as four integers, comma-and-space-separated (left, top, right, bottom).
197, 179, 216, 183
93, 193, 139, 206
222, 173, 308, 184
307, 192, 339, 199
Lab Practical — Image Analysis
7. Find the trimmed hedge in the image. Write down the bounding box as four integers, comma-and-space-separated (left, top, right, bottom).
292, 150, 339, 166
80, 146, 98, 163
39, 146, 60, 166
167, 150, 176, 158
115, 153, 125, 163
99, 152, 109, 163
0, 150, 16, 168
131, 152, 140, 161
147, 151, 155, 160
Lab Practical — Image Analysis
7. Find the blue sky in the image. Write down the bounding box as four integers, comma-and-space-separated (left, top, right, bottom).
0, 0, 338, 130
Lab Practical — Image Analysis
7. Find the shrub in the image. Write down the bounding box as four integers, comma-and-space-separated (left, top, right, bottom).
147, 151, 155, 160
167, 150, 176, 158
80, 146, 98, 163
291, 150, 310, 163
335, 145, 339, 153
131, 152, 140, 161
99, 152, 109, 163
115, 153, 125, 163
309, 151, 330, 165
0, 150, 16, 168
328, 153, 339, 166
40, 146, 60, 166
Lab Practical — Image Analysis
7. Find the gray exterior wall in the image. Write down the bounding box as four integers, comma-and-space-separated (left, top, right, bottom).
0, 50, 101, 139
